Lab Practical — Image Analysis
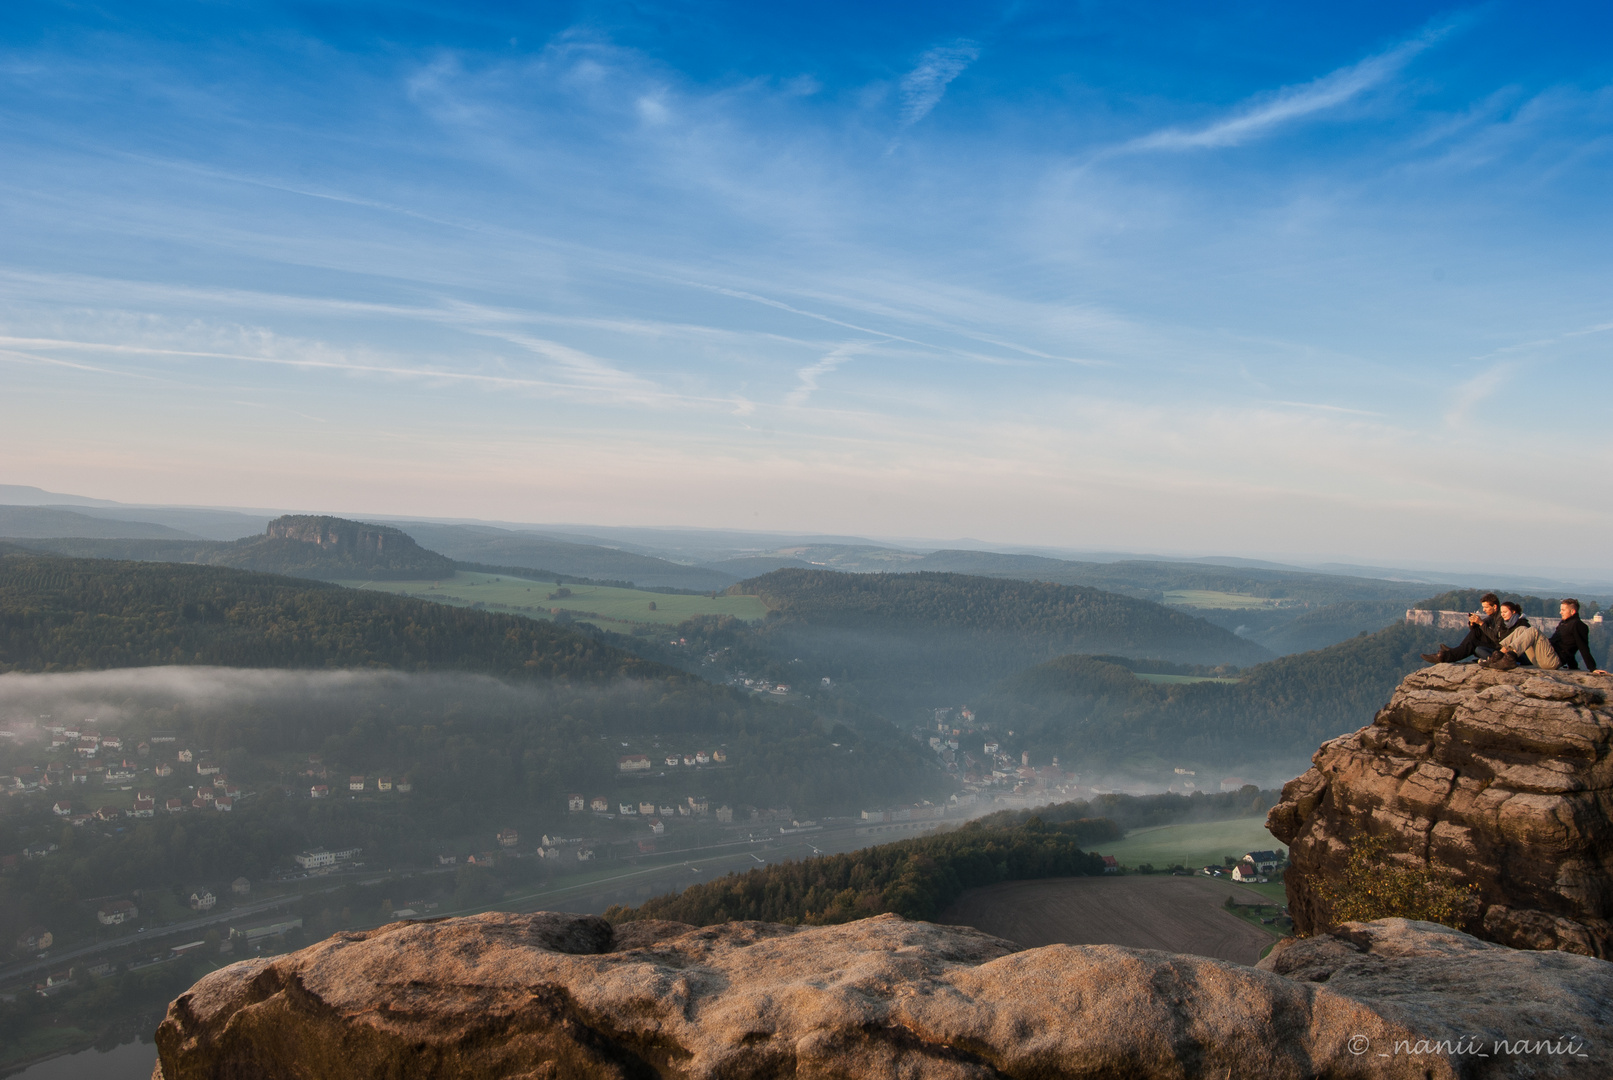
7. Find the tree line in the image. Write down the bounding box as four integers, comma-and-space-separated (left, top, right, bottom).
605, 815, 1119, 926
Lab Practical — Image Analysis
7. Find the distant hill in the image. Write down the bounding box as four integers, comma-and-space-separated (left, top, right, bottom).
1257, 600, 1413, 654
221, 515, 456, 580
687, 545, 1445, 655
9, 515, 455, 582
390, 522, 738, 591
0, 549, 656, 679
734, 568, 1269, 660
974, 620, 1440, 774
671, 569, 1270, 716
0, 504, 205, 540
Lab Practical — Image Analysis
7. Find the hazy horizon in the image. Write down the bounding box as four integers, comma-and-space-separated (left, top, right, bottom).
5, 480, 1613, 587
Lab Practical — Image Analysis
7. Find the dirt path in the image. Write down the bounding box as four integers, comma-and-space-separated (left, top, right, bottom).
937, 875, 1277, 965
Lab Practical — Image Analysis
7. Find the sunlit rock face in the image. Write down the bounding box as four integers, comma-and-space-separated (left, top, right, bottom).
1270, 665, 1613, 955
154, 911, 1613, 1079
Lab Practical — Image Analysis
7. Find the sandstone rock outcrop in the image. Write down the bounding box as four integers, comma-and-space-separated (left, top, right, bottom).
1269, 665, 1613, 954
153, 911, 1613, 1079
220, 515, 455, 580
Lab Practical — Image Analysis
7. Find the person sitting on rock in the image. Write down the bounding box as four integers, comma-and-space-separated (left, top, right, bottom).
1422, 592, 1506, 664
1483, 602, 1554, 670
1548, 599, 1606, 673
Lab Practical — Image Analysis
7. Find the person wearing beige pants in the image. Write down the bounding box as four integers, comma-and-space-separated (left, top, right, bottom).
1497, 624, 1563, 669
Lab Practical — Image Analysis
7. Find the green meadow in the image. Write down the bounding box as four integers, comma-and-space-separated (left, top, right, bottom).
1134, 672, 1242, 685
1162, 589, 1298, 609
342, 571, 768, 633
1097, 818, 1284, 871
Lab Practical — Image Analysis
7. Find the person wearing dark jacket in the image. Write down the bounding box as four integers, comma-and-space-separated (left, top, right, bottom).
1423, 593, 1506, 664
1550, 599, 1604, 672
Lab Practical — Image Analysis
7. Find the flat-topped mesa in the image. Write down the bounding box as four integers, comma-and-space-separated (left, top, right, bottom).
1268, 665, 1613, 955
153, 911, 1613, 1079
230, 515, 454, 580
265, 515, 405, 552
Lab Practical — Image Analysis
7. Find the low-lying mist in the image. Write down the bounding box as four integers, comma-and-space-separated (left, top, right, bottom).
0, 666, 611, 736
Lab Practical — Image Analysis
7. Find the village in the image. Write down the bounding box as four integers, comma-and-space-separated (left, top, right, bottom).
908, 705, 1262, 810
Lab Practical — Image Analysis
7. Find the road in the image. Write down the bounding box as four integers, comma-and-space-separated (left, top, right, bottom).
0, 818, 944, 987
0, 896, 299, 985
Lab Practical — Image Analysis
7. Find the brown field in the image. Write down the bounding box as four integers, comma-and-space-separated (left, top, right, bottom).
937, 875, 1277, 965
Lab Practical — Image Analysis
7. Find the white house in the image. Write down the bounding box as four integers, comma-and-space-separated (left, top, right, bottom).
97, 899, 138, 925
294, 846, 361, 870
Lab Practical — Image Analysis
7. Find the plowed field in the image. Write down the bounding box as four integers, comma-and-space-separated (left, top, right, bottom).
938, 875, 1277, 965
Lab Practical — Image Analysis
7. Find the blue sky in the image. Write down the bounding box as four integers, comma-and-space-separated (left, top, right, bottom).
1, 2, 1611, 570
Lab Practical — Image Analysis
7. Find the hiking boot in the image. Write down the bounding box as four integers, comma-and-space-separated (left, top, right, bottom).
1421, 645, 1453, 664
1481, 653, 1518, 671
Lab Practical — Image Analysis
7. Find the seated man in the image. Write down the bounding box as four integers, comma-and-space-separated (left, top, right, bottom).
1549, 599, 1606, 673
1422, 593, 1506, 664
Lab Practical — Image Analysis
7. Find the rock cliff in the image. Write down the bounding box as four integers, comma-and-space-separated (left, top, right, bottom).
220, 515, 455, 580
1269, 665, 1613, 954
153, 911, 1613, 1079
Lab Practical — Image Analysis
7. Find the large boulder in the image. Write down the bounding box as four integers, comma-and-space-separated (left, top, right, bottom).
1268, 665, 1613, 954
153, 911, 1613, 1079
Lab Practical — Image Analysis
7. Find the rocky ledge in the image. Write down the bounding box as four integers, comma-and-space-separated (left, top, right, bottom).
153, 911, 1613, 1079
1269, 665, 1613, 955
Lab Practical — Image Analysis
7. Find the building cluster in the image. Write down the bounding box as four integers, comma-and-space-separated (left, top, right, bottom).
572, 791, 735, 829
2, 720, 261, 829
616, 749, 728, 771
1226, 849, 1286, 883
308, 773, 411, 798
292, 846, 363, 873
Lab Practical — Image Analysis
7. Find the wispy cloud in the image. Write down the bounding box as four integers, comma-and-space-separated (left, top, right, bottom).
1444, 361, 1512, 425
899, 42, 979, 125
1124, 21, 1457, 152
786, 344, 860, 405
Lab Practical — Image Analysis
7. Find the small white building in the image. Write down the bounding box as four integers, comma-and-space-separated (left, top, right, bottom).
97, 900, 139, 926
294, 846, 361, 870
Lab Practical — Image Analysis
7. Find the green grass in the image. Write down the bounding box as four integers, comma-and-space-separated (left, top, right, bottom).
0, 1025, 96, 1069
1133, 673, 1242, 685
341, 571, 768, 633
1162, 589, 1298, 610
1097, 818, 1284, 871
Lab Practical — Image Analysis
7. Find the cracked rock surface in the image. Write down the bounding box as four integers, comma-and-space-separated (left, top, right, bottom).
154, 911, 1613, 1078
1268, 665, 1613, 954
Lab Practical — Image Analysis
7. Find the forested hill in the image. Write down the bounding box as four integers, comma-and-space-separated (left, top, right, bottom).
0, 550, 671, 680
976, 621, 1435, 772
732, 568, 1270, 666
